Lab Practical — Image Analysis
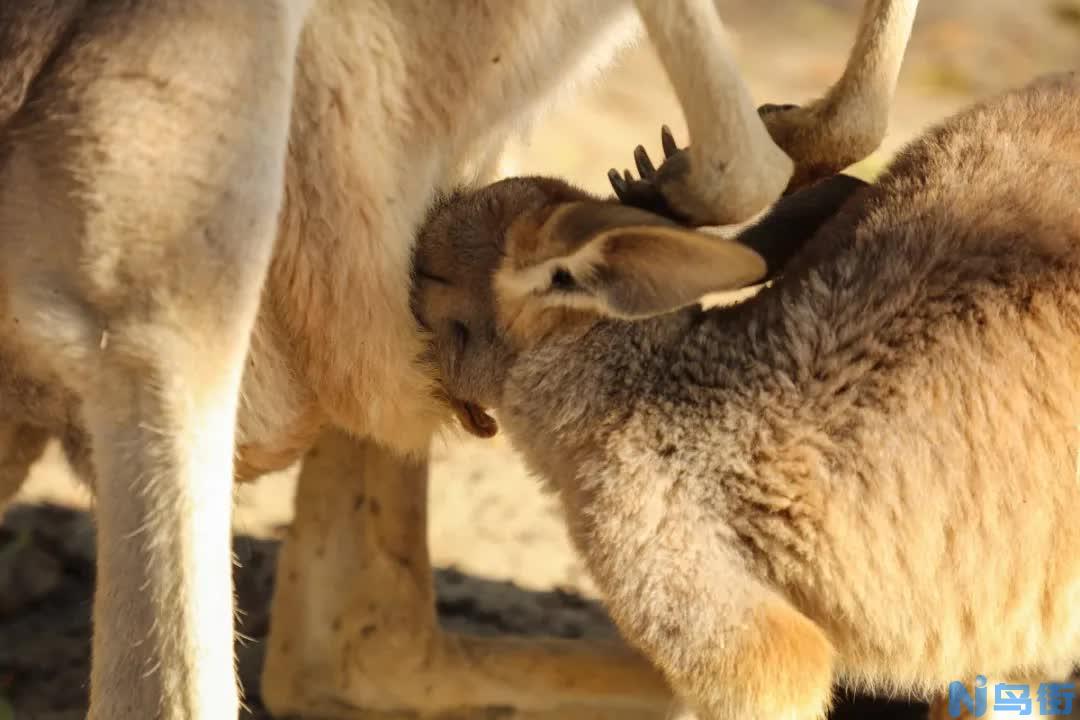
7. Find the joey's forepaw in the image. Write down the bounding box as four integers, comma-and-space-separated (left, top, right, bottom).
608, 125, 694, 225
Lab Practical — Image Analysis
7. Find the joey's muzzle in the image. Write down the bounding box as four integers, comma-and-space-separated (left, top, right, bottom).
449, 397, 499, 438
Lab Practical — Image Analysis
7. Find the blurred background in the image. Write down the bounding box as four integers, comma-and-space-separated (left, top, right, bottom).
4, 0, 1080, 717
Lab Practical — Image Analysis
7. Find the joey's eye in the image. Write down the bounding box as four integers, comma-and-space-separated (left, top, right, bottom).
551, 267, 578, 292
416, 267, 450, 285
451, 320, 470, 349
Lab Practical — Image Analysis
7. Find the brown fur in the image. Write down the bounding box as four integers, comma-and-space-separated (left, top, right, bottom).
0, 2, 669, 717
0, 0, 921, 715
0, 1, 84, 132
413, 72, 1080, 718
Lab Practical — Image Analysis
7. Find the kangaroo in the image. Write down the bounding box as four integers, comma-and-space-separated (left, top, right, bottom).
411, 71, 1080, 719
0, 0, 918, 717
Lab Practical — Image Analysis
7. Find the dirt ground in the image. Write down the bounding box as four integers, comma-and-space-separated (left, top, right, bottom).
4, 1, 1080, 718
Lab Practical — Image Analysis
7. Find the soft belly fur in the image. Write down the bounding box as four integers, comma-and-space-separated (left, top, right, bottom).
0, 0, 638, 477
229, 0, 639, 473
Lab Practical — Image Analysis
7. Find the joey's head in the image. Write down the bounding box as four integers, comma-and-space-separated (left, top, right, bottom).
412, 173, 869, 438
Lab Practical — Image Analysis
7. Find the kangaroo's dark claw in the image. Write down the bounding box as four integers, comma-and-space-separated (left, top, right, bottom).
606, 124, 695, 223
608, 168, 629, 200
661, 125, 679, 158
634, 145, 656, 179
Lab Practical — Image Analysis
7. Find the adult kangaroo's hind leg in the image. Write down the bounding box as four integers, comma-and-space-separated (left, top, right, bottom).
0, 2, 309, 717
263, 428, 674, 718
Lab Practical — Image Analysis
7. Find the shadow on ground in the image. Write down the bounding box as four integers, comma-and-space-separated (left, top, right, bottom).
0, 503, 929, 720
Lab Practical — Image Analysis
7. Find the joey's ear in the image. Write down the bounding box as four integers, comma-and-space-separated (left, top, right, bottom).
736, 173, 870, 279
497, 201, 767, 319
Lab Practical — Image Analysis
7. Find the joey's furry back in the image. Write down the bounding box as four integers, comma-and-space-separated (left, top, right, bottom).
0, 0, 923, 717
412, 71, 1080, 720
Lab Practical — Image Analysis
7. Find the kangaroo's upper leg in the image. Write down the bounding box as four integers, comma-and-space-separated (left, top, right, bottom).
2, 2, 309, 358
0, 2, 309, 718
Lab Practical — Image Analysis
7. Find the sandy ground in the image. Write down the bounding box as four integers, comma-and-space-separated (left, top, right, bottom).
4, 1, 1080, 718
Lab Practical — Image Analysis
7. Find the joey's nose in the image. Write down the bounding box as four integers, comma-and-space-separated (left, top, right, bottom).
449, 397, 498, 438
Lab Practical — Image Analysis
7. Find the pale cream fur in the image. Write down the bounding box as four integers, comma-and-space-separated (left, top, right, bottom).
0, 0, 920, 717
413, 73, 1080, 719
0, 4, 309, 719
635, 0, 917, 223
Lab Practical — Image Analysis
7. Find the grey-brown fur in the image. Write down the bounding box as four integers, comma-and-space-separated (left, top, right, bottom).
412, 72, 1080, 719
0, 3, 922, 715
0, 1, 83, 131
